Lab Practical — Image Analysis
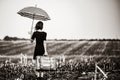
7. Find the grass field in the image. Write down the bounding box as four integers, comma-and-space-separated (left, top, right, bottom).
0, 40, 120, 80
0, 40, 120, 57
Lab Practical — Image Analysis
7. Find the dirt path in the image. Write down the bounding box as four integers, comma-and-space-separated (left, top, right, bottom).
80, 41, 97, 55
63, 41, 87, 55
101, 41, 109, 53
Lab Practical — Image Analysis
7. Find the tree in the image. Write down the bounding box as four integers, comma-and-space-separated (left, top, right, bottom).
3, 36, 10, 40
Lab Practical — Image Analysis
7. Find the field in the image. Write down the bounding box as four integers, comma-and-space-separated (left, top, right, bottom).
0, 40, 120, 80
0, 40, 120, 56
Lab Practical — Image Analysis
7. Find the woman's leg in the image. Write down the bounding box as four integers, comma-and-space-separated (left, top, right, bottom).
36, 56, 40, 69
36, 56, 44, 78
36, 56, 40, 77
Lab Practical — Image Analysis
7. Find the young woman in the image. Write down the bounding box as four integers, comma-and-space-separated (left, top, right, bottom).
31, 21, 47, 60
31, 21, 47, 79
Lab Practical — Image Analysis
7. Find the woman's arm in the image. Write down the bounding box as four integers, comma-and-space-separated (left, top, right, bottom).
31, 32, 35, 43
44, 41, 48, 56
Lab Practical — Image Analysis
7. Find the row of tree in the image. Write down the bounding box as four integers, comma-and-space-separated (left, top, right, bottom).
3, 36, 28, 41
2, 36, 120, 41
50, 39, 120, 41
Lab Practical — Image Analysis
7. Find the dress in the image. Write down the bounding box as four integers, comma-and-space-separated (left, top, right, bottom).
31, 31, 47, 59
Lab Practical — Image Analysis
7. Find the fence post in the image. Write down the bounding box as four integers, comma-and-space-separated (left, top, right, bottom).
20, 53, 23, 64
24, 54, 27, 66
94, 63, 97, 80
20, 53, 28, 66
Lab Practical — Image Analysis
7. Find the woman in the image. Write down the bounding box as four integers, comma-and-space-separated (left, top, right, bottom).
31, 21, 47, 79
31, 21, 47, 60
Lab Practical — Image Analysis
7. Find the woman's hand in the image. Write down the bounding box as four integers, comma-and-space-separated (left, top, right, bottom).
31, 39, 34, 43
44, 51, 48, 56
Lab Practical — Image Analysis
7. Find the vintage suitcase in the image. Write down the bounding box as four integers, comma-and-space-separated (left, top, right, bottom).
36, 56, 57, 71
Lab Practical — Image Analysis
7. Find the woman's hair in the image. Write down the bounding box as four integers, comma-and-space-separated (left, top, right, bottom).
35, 21, 43, 30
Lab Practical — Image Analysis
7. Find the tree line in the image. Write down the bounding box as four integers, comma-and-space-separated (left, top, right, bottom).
3, 36, 28, 41
2, 36, 120, 41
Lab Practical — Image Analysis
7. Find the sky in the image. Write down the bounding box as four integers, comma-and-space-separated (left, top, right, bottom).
0, 0, 120, 39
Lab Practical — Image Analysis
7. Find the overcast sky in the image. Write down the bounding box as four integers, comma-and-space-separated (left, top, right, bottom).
0, 0, 120, 39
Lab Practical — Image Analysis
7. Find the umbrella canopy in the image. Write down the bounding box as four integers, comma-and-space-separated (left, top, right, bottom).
17, 6, 50, 36
17, 6, 51, 21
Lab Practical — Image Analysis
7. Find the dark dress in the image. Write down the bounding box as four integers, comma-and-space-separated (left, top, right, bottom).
31, 31, 47, 59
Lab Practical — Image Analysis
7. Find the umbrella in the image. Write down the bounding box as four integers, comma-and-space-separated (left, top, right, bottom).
17, 6, 50, 35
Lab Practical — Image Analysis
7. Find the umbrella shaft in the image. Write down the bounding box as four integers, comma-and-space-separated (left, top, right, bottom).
30, 18, 34, 36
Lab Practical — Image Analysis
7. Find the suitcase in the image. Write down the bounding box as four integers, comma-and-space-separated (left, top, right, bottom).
36, 56, 57, 71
